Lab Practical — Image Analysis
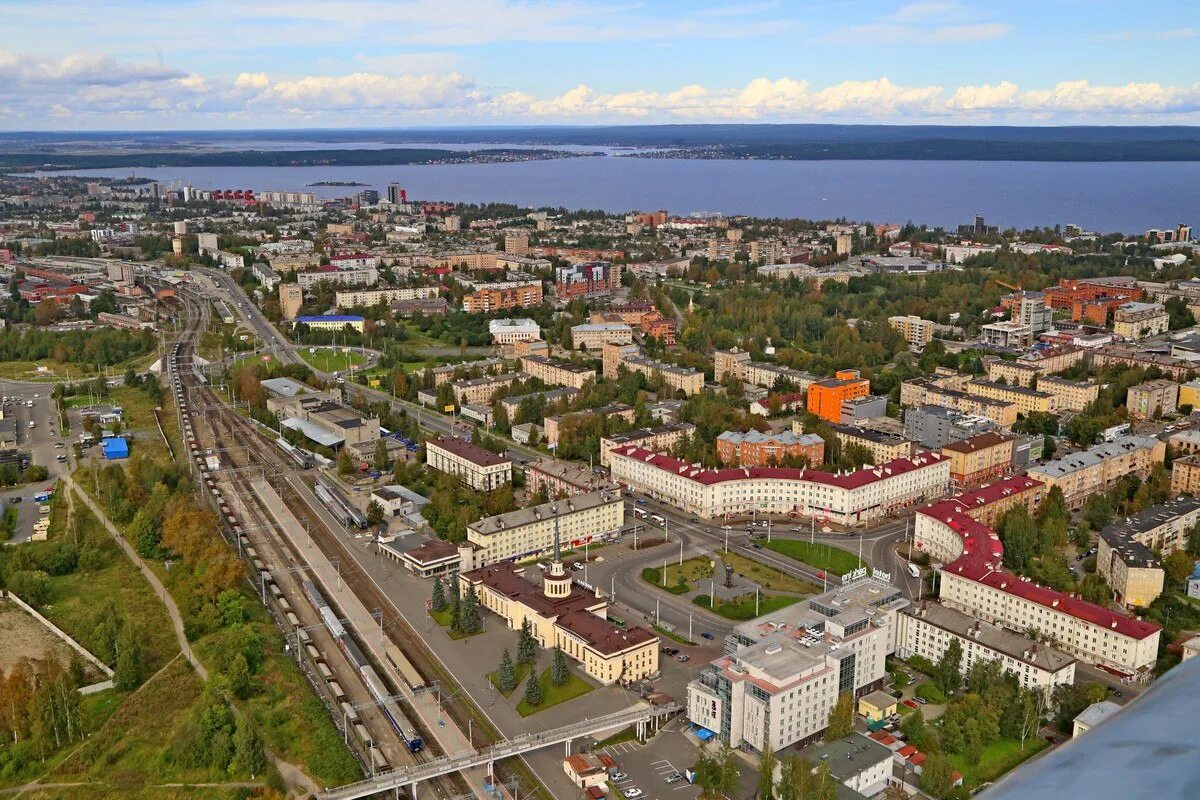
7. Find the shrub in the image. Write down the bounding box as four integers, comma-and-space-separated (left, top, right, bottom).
915, 682, 948, 704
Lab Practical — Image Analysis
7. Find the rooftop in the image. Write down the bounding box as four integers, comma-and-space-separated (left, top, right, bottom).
1028, 436, 1161, 479
427, 437, 512, 468
468, 489, 622, 537
903, 602, 1075, 673
1098, 496, 1200, 569
795, 733, 893, 783
717, 429, 825, 448
941, 431, 1014, 454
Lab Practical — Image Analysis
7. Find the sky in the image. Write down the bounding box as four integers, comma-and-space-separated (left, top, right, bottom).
1, 0, 1198, 129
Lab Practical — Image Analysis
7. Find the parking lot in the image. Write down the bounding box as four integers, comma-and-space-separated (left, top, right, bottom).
0, 381, 75, 544
595, 717, 703, 800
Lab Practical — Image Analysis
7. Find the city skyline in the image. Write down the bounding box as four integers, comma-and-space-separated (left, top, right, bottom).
1, 0, 1198, 129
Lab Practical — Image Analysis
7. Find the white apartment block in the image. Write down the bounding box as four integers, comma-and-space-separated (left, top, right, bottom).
609, 445, 950, 525
897, 602, 1076, 695
425, 437, 513, 491
465, 490, 624, 566
571, 323, 634, 351
335, 286, 439, 307
329, 254, 380, 270
489, 318, 541, 344
688, 575, 907, 753
297, 267, 379, 289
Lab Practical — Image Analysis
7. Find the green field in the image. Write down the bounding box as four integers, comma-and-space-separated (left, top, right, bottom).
488, 662, 533, 698
762, 539, 864, 576
516, 668, 595, 716
947, 736, 1050, 789
692, 592, 801, 620
297, 348, 368, 373
642, 556, 714, 594
722, 551, 819, 594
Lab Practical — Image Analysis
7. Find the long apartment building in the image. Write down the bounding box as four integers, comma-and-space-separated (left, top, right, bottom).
599, 422, 696, 467
518, 354, 597, 390
465, 489, 624, 565
901, 376, 1018, 426
688, 575, 908, 753
915, 485, 1161, 679
897, 602, 1076, 694
603, 342, 704, 396
462, 281, 543, 313
941, 431, 1015, 487
451, 372, 521, 406
1026, 436, 1166, 508
828, 423, 913, 465
1098, 497, 1200, 608
526, 458, 619, 499
712, 348, 818, 391
1112, 302, 1169, 340
609, 445, 950, 525
425, 437, 513, 491
1036, 376, 1100, 412
296, 265, 379, 288
966, 380, 1056, 416
335, 285, 439, 307
570, 322, 634, 351
716, 429, 826, 468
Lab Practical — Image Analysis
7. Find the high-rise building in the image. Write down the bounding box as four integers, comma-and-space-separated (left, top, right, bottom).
279, 283, 303, 320
386, 183, 407, 204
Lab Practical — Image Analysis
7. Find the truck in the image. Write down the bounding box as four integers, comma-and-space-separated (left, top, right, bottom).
907, 562, 920, 579
1102, 423, 1131, 443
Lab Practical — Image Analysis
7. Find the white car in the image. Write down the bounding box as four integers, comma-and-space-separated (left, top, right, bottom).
625, 790, 643, 799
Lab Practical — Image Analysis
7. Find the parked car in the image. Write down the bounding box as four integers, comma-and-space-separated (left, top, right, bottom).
903, 699, 919, 709
700, 632, 715, 640
665, 774, 683, 784
625, 789, 643, 798
752, 543, 763, 550
914, 696, 928, 705
661, 647, 679, 656
676, 654, 690, 663
7, 497, 20, 504
609, 772, 627, 781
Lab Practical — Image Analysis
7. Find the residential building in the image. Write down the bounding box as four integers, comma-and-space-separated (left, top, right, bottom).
808, 370, 870, 423
542, 403, 631, 449
570, 322, 633, 351
335, 286, 439, 307
966, 380, 1056, 416
888, 315, 934, 348
1126, 379, 1179, 420
1026, 436, 1166, 508
526, 459, 619, 499
917, 491, 1162, 678
1179, 379, 1200, 410
941, 431, 1015, 487
911, 475, 1044, 534
897, 602, 1075, 694
1003, 291, 1054, 335
749, 392, 807, 417
518, 355, 597, 390
609, 445, 950, 525
713, 349, 819, 392
461, 559, 657, 686
497, 388, 578, 420
1072, 701, 1122, 738
1097, 497, 1200, 607
555, 262, 620, 300
601, 341, 641, 380
981, 321, 1033, 349
750, 239, 782, 265
425, 437, 513, 491
984, 358, 1041, 388
462, 282, 543, 313
466, 490, 623, 565
293, 314, 365, 333
715, 429, 825, 468
451, 373, 520, 406
612, 349, 704, 396
903, 406, 997, 450
503, 232, 529, 256
1170, 429, 1200, 455
296, 265, 379, 289
902, 378, 1019, 426
279, 283, 302, 320
1037, 376, 1100, 413
1171, 454, 1200, 496
828, 423, 912, 464
599, 422, 696, 467
687, 575, 907, 752
488, 318, 540, 345
1112, 302, 1169, 340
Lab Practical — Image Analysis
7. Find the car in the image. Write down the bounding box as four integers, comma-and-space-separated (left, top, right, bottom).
7, 497, 20, 504
700, 632, 715, 640
1075, 553, 1085, 561
1111, 689, 1124, 697
676, 654, 690, 662
914, 696, 928, 705
752, 543, 763, 549
790, 526, 802, 532
903, 699, 919, 709
625, 790, 643, 798
56, 454, 67, 462
610, 772, 628, 781
688, 517, 698, 523
54, 442, 64, 448
661, 647, 679, 656
635, 499, 646, 505
665, 774, 683, 784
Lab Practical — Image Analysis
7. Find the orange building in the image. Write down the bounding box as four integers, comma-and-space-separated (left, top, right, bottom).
462, 282, 543, 313
806, 369, 870, 423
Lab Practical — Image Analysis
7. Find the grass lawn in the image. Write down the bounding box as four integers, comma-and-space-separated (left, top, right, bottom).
762, 539, 864, 575
488, 662, 533, 698
593, 726, 641, 748
692, 592, 801, 620
298, 347, 367, 373
430, 606, 483, 640
653, 624, 697, 646
722, 551, 819, 594
642, 556, 714, 595
895, 702, 915, 716
516, 668, 595, 717
948, 736, 1050, 789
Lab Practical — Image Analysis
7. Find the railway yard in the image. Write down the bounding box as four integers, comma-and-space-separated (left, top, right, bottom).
166, 288, 501, 799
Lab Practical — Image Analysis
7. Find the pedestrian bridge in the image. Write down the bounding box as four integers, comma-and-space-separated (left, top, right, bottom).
321, 701, 683, 800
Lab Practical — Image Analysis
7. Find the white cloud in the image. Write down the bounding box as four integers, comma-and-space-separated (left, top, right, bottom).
838, 2, 1011, 45
2, 47, 1200, 125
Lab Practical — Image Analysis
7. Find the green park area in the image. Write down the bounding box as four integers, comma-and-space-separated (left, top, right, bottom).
692, 592, 801, 620
722, 550, 819, 594
641, 556, 714, 595
297, 347, 368, 373
516, 668, 594, 717
763, 539, 864, 575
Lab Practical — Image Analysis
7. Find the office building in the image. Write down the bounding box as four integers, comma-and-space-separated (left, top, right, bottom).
425, 437, 513, 491
488, 318, 541, 345
1003, 291, 1054, 335
808, 370, 870, 423
903, 406, 997, 450
293, 315, 365, 333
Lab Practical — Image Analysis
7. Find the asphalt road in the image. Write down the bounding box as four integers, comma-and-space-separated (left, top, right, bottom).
0, 381, 74, 544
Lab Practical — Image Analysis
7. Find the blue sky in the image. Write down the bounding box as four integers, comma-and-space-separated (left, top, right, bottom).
0, 0, 1197, 128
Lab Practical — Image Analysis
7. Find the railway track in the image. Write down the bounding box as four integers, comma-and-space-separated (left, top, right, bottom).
167, 291, 473, 797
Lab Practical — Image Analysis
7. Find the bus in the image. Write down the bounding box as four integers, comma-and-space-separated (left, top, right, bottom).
907, 563, 920, 579
649, 514, 666, 527
633, 508, 648, 520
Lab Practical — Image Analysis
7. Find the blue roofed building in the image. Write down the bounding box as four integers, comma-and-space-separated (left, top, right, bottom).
102, 436, 129, 460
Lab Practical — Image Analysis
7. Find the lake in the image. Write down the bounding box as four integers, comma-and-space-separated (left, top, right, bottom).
44, 157, 1200, 232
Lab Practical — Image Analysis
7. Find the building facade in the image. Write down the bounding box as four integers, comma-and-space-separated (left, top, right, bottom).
1097, 497, 1200, 607
715, 429, 826, 467
1027, 436, 1167, 508
462, 282, 543, 313
425, 437, 513, 491
941, 432, 1015, 487
808, 370, 870, 423
1126, 379, 1179, 420
466, 490, 624, 564
518, 355, 597, 389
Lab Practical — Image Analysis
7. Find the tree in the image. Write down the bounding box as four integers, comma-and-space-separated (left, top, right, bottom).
825, 691, 854, 739
226, 653, 252, 700
458, 584, 481, 634
1163, 549, 1194, 585
935, 638, 964, 696
430, 577, 447, 613
918, 752, 956, 799
337, 448, 354, 476
758, 746, 778, 800
374, 438, 390, 471
693, 743, 740, 800
551, 646, 569, 686
232, 717, 266, 777
900, 708, 935, 752
113, 620, 143, 691
517, 618, 537, 665
522, 671, 544, 707
497, 649, 518, 694
366, 499, 385, 528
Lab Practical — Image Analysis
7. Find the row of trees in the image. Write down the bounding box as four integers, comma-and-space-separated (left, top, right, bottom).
430, 575, 483, 635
